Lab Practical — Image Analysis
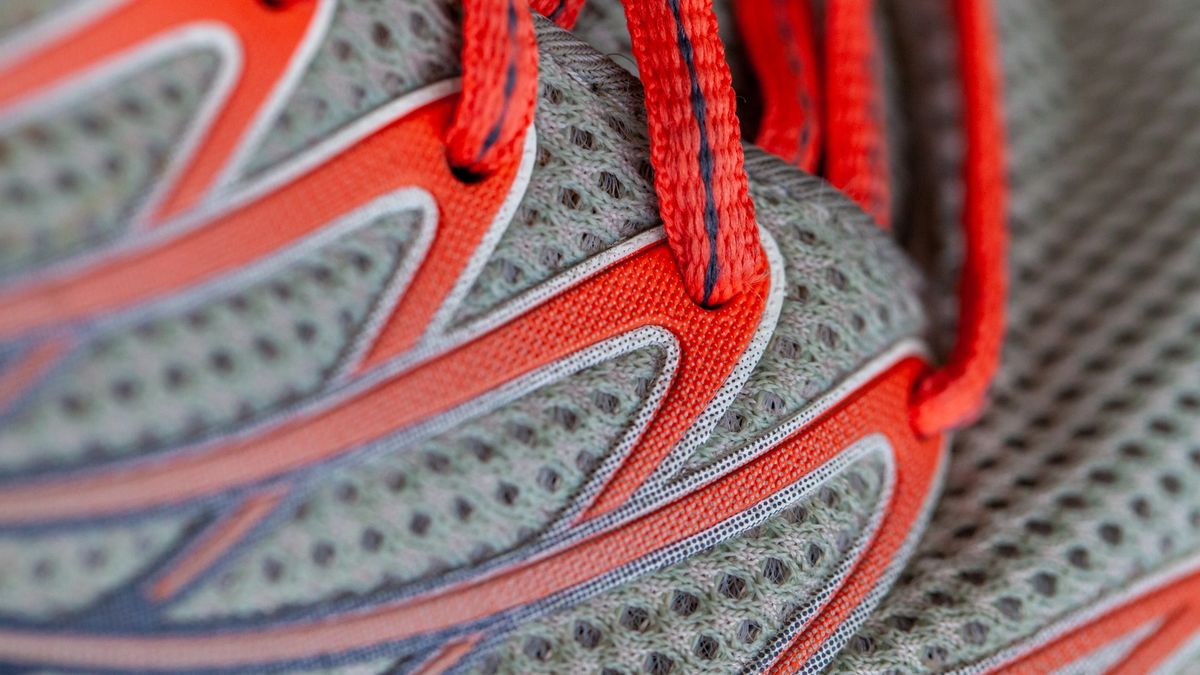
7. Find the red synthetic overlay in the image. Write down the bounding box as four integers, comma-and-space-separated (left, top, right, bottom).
823, 0, 892, 229
910, 0, 1008, 436
0, 359, 942, 671
147, 487, 288, 601
995, 567, 1200, 674
0, 0, 321, 222
622, 0, 766, 307
529, 0, 586, 29
0, 238, 768, 523
734, 0, 822, 172
446, 0, 538, 176
0, 98, 518, 343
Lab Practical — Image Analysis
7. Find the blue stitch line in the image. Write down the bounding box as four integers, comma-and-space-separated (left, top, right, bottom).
477, 1, 520, 160
666, 0, 722, 306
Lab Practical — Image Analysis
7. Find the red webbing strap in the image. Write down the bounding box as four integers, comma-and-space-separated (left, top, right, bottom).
622, 0, 767, 307
824, 0, 892, 229
733, 0, 822, 172
530, 0, 586, 28
911, 0, 1008, 435
446, 0, 539, 176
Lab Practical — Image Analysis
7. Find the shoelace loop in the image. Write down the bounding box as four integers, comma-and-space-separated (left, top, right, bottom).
264, 0, 1006, 437
452, 0, 768, 308
909, 0, 1008, 436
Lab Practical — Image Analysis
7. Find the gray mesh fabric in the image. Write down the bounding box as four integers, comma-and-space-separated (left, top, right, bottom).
681, 150, 924, 476
469, 448, 890, 675
241, 0, 461, 176
832, 1, 1200, 671
170, 343, 667, 620
0, 509, 201, 620
446, 45, 659, 325
0, 211, 425, 475
0, 3, 936, 672
0, 47, 222, 280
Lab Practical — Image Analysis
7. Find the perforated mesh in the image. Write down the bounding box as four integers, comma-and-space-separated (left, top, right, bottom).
26, 655, 406, 675
243, 0, 461, 175
0, 510, 200, 620
0, 211, 424, 475
447, 36, 659, 325
0, 48, 221, 279
680, 150, 924, 476
832, 1, 1200, 671
170, 344, 666, 620
469, 450, 889, 674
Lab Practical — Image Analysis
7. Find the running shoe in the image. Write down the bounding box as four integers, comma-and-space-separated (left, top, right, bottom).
3, 0, 1195, 674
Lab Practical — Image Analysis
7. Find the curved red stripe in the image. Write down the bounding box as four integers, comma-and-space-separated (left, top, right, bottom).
0, 0, 323, 221
0, 242, 768, 523
0, 359, 937, 671
0, 98, 517, 342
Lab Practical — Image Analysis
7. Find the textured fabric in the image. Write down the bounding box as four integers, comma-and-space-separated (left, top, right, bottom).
0, 3, 933, 672
448, 44, 660, 325
469, 448, 890, 674
241, 0, 462, 176
833, 0, 1200, 671
0, 509, 201, 620
170, 344, 667, 620
684, 149, 924, 476
0, 48, 222, 279
1, 211, 425, 475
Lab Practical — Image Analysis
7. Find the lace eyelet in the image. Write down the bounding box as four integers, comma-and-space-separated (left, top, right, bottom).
446, 156, 488, 185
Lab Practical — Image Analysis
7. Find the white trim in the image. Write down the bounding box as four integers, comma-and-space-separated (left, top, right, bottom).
420, 126, 540, 341
432, 229, 665, 346
206, 78, 460, 212
671, 338, 928, 488
1154, 625, 1200, 675
209, 0, 339, 192
627, 228, 789, 500
452, 436, 897, 675
1051, 619, 1162, 675
87, 188, 437, 335
0, 23, 243, 291
798, 435, 950, 674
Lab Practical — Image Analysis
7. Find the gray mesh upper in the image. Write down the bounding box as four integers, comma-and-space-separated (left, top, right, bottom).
0, 2, 935, 672
240, 0, 461, 176
0, 210, 426, 476
0, 508, 202, 621
832, 1, 1200, 671
170, 342, 669, 621
0, 47, 223, 280
469, 446, 891, 675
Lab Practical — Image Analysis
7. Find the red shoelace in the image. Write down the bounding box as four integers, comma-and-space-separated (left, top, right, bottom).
276, 0, 1007, 436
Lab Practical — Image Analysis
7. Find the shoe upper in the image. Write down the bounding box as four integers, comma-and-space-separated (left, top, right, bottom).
0, 1, 936, 673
